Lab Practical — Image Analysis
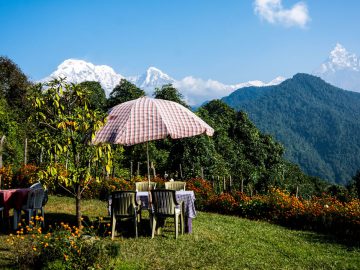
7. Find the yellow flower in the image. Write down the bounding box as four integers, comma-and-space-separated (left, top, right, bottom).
33, 247, 37, 251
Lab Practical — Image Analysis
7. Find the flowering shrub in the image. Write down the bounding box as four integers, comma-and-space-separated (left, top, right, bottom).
207, 193, 238, 214
7, 218, 119, 270
0, 164, 13, 189
13, 163, 39, 187
150, 176, 166, 188
186, 178, 215, 210
233, 192, 269, 219
188, 182, 360, 239
83, 177, 135, 200
0, 164, 40, 188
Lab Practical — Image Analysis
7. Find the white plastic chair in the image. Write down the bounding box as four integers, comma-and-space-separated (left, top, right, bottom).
30, 182, 42, 189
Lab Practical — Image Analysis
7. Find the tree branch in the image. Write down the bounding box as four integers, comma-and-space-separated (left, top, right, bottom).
58, 183, 77, 197
39, 121, 58, 131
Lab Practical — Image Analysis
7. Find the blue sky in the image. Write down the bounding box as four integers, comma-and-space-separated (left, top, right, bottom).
1, 0, 360, 83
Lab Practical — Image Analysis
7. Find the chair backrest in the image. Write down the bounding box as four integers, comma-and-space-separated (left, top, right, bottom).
151, 189, 178, 216
30, 182, 42, 189
42, 189, 49, 206
24, 188, 45, 209
111, 191, 137, 217
165, 181, 186, 191
135, 182, 157, 191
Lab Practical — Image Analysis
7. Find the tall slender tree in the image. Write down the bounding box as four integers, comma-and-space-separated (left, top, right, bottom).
29, 79, 112, 227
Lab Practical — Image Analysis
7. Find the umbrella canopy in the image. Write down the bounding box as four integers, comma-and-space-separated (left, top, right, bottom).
93, 96, 214, 145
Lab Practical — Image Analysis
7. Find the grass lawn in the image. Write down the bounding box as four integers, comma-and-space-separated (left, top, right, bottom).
1, 195, 359, 269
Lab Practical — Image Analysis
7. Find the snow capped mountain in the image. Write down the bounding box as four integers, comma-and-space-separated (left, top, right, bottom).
314, 43, 360, 92
42, 59, 124, 95
42, 59, 284, 105
128, 67, 175, 93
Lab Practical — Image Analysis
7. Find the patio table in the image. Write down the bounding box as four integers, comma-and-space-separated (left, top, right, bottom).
0, 188, 30, 217
0, 188, 30, 229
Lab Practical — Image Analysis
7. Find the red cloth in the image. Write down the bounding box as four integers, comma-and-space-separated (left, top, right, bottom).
0, 188, 30, 217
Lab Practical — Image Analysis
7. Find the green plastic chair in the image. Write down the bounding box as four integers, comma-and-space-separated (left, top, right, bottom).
165, 181, 186, 191
135, 182, 157, 191
111, 191, 140, 239
150, 189, 184, 239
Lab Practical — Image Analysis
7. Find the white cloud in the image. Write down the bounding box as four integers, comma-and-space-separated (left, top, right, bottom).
254, 0, 310, 28
174, 77, 233, 106
173, 76, 286, 106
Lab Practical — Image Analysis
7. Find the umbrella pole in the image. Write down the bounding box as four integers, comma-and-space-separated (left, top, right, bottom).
146, 142, 152, 206
146, 142, 150, 186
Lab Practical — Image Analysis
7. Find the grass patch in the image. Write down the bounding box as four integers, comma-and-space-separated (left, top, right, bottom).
1, 195, 359, 269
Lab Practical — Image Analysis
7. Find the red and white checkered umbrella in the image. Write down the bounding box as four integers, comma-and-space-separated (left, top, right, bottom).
94, 96, 214, 145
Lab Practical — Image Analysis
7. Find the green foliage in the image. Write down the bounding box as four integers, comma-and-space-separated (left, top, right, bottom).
0, 56, 32, 166
222, 73, 360, 184
153, 83, 189, 108
28, 79, 112, 225
79, 81, 107, 112
107, 78, 145, 108
348, 170, 360, 199
198, 100, 286, 193
0, 98, 24, 165
0, 56, 31, 110
8, 221, 118, 270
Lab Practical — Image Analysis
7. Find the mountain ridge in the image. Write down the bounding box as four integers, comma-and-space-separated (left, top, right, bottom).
42, 59, 284, 105
222, 73, 360, 184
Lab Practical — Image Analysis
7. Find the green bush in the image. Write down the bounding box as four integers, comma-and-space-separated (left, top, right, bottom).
8, 220, 119, 270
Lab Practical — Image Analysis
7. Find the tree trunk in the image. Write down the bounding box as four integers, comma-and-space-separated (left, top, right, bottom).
0, 135, 5, 189
76, 184, 82, 228
24, 137, 28, 165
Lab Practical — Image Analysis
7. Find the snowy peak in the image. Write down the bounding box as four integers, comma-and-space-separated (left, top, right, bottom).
268, 76, 287, 85
129, 67, 175, 91
43, 59, 124, 95
313, 44, 360, 93
316, 43, 360, 74
42, 59, 284, 105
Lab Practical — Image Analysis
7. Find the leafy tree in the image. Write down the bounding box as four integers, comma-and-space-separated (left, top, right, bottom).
107, 79, 145, 108
348, 170, 360, 198
0, 56, 32, 166
0, 56, 31, 112
79, 81, 106, 112
29, 79, 112, 227
0, 98, 24, 165
153, 84, 189, 108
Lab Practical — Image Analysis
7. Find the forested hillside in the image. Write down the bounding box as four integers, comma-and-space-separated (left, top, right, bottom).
1, 57, 330, 198
222, 73, 360, 184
